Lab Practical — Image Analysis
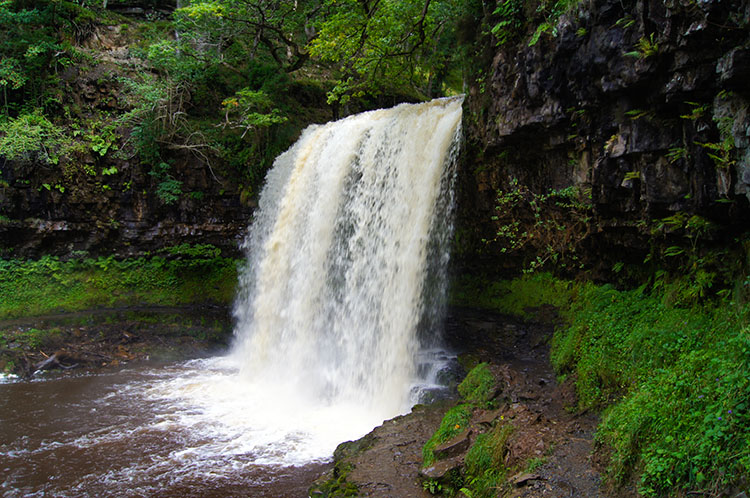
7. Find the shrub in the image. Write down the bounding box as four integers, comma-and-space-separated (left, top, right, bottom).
0, 111, 64, 164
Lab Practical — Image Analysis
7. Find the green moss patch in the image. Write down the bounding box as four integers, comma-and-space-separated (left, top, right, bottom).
450, 272, 575, 319
0, 245, 238, 319
457, 362, 496, 406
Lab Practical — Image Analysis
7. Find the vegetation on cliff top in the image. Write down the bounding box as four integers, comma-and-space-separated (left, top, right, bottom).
0, 0, 488, 217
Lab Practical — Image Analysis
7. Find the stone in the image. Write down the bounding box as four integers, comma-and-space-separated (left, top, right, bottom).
475, 408, 503, 426
433, 429, 472, 460
718, 48, 750, 94
419, 456, 464, 480
509, 472, 542, 486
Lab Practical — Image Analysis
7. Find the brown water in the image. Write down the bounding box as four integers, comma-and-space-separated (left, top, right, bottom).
0, 364, 330, 498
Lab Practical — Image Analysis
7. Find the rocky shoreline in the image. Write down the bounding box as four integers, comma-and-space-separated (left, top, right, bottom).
0, 306, 233, 379
310, 306, 623, 498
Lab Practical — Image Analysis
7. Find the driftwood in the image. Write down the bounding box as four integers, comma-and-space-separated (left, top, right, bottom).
34, 351, 82, 373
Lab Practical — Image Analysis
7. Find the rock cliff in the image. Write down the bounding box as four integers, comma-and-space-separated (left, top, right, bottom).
457, 0, 750, 276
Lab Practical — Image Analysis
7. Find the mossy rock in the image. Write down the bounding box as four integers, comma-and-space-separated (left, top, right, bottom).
458, 362, 497, 406
308, 463, 359, 498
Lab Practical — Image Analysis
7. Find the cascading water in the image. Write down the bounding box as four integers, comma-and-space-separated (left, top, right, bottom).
0, 97, 463, 498
231, 96, 464, 422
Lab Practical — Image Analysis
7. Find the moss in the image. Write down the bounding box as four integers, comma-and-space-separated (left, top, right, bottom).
450, 272, 576, 319
457, 362, 495, 406
308, 463, 359, 498
0, 249, 239, 319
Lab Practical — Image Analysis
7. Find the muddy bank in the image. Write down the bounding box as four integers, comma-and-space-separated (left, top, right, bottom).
312, 306, 621, 498
0, 306, 233, 379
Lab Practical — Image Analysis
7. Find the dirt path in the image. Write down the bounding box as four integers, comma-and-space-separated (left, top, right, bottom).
313, 306, 617, 497
444, 306, 607, 498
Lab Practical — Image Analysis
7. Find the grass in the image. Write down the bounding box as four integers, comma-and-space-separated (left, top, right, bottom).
422, 403, 474, 467
462, 424, 514, 498
0, 245, 239, 319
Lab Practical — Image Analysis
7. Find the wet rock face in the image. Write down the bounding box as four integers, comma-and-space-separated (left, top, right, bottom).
460, 0, 750, 270
0, 151, 253, 258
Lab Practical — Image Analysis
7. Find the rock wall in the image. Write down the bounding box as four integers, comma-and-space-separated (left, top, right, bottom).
0, 151, 253, 259
458, 0, 750, 276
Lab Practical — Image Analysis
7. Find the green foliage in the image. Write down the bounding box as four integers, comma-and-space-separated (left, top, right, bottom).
527, 0, 581, 46
491, 0, 523, 46
149, 161, 183, 205
461, 424, 513, 498
550, 283, 750, 496
0, 110, 64, 163
666, 146, 688, 164
451, 272, 575, 319
644, 213, 731, 307
0, 0, 83, 109
458, 362, 495, 406
309, 0, 472, 102
625, 33, 658, 58
680, 101, 708, 121
487, 179, 592, 273
422, 403, 474, 467
221, 88, 288, 135
491, 0, 581, 47
0, 249, 238, 319
174, 0, 313, 74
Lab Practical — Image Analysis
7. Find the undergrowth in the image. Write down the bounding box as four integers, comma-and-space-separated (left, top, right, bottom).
0, 245, 238, 319
552, 284, 750, 496
454, 272, 750, 496
422, 403, 474, 467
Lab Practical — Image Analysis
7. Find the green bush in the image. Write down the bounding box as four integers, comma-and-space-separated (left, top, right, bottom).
0, 111, 64, 164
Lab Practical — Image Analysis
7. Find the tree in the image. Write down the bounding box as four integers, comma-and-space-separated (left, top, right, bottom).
170, 0, 322, 74
308, 0, 472, 103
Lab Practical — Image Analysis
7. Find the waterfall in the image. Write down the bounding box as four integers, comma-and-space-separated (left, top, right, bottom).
229, 96, 463, 448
